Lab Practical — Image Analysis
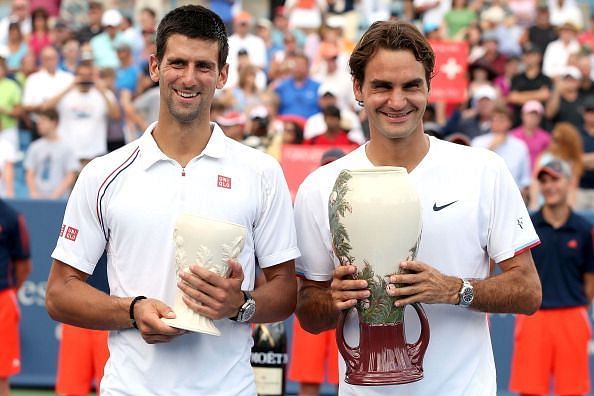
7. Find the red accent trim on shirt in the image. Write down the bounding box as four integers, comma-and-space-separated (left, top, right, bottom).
514, 240, 541, 257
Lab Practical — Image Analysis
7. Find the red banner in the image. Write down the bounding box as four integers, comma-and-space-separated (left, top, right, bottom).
280, 145, 357, 201
428, 40, 468, 104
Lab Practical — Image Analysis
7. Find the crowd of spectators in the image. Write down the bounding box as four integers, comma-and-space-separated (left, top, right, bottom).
0, 0, 593, 214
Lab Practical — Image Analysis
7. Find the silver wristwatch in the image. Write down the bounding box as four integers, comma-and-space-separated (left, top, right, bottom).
232, 290, 256, 322
458, 279, 474, 308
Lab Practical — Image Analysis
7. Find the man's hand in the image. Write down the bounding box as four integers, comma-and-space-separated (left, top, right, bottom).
133, 298, 186, 344
387, 261, 461, 306
178, 259, 245, 320
330, 265, 369, 311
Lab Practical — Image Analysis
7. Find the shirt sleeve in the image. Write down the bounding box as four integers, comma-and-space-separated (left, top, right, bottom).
294, 176, 336, 281
253, 158, 300, 268
51, 162, 108, 274
486, 156, 540, 263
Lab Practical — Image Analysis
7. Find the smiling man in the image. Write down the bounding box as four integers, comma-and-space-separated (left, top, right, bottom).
45, 5, 299, 395
294, 20, 542, 395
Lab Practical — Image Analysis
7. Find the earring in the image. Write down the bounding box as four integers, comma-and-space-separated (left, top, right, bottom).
357, 100, 364, 107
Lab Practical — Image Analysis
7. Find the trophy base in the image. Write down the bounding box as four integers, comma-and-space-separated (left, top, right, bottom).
345, 367, 424, 386
161, 317, 221, 336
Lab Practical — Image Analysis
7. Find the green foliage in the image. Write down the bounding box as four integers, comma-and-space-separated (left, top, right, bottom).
357, 261, 404, 324
329, 171, 355, 265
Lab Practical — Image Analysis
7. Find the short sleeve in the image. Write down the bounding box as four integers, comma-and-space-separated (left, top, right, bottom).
486, 157, 540, 263
253, 159, 300, 268
294, 178, 336, 281
51, 163, 108, 274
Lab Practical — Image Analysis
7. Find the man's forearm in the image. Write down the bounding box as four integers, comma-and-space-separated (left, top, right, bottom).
471, 263, 541, 314
296, 281, 339, 334
251, 261, 297, 323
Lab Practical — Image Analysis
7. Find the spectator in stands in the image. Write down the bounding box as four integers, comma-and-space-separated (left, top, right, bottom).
545, 65, 584, 128
509, 159, 594, 396
0, 136, 16, 198
59, 37, 80, 74
548, 0, 583, 29
311, 42, 355, 112
305, 105, 358, 146
508, 42, 553, 126
227, 64, 263, 113
443, 0, 478, 39
119, 15, 143, 64
76, 1, 103, 45
115, 41, 140, 93
0, 199, 31, 396
510, 100, 551, 171
476, 30, 508, 77
121, 82, 159, 142
268, 31, 300, 82
472, 105, 531, 198
281, 115, 305, 144
52, 19, 73, 56
28, 7, 52, 62
22, 46, 74, 121
5, 21, 28, 73
216, 110, 246, 142
523, 6, 558, 54
0, 56, 23, 155
100, 68, 126, 153
449, 85, 497, 140
43, 61, 120, 165
576, 95, 594, 210
90, 9, 123, 69
274, 52, 320, 119
271, 5, 306, 51
530, 121, 584, 209
542, 22, 581, 79
228, 11, 267, 72
24, 108, 78, 199
0, 0, 31, 46
304, 83, 364, 144
576, 52, 594, 96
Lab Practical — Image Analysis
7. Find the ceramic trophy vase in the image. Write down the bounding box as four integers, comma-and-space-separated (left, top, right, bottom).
161, 213, 246, 336
329, 167, 430, 385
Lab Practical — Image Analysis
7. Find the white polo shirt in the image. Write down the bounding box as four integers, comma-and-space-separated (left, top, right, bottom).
294, 137, 539, 396
52, 122, 300, 396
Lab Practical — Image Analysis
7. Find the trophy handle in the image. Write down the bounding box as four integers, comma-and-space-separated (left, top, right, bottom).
407, 303, 430, 368
336, 308, 359, 371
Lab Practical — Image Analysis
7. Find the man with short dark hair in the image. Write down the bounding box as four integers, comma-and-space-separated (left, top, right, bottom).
509, 159, 594, 396
45, 5, 298, 395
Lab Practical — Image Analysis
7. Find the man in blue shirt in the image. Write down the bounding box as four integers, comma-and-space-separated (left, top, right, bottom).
510, 159, 594, 396
0, 199, 31, 395
274, 52, 320, 119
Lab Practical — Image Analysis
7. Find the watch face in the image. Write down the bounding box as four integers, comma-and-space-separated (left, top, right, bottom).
462, 289, 473, 305
240, 301, 256, 322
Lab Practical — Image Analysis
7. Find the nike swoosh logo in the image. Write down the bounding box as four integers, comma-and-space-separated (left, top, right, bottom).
433, 200, 458, 211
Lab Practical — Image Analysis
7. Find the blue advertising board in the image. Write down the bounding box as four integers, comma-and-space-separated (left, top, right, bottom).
7, 199, 594, 395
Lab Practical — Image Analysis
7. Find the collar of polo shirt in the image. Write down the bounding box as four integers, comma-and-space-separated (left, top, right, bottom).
137, 122, 227, 170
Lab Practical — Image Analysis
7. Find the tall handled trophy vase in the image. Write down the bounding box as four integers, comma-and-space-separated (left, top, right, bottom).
329, 167, 430, 385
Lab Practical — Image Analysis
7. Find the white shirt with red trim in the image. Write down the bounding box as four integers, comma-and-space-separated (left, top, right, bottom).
51, 122, 300, 396
294, 136, 539, 396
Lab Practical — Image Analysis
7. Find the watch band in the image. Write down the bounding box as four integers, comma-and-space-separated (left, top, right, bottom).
129, 296, 147, 329
229, 291, 248, 321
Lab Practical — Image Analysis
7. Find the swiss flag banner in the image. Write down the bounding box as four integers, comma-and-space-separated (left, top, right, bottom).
428, 40, 468, 104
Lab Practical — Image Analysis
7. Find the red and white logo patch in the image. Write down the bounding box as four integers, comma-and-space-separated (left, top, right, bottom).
217, 175, 232, 189
65, 226, 79, 241
567, 239, 578, 249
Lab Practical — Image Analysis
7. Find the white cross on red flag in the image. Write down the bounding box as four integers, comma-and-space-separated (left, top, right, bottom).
428, 40, 469, 104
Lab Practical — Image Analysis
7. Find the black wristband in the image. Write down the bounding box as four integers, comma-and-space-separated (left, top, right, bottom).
129, 296, 147, 329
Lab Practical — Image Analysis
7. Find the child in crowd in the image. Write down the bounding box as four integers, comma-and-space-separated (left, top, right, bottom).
24, 109, 79, 199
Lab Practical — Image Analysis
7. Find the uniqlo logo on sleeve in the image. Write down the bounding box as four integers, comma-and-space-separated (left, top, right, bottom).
217, 175, 232, 189
65, 226, 79, 241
